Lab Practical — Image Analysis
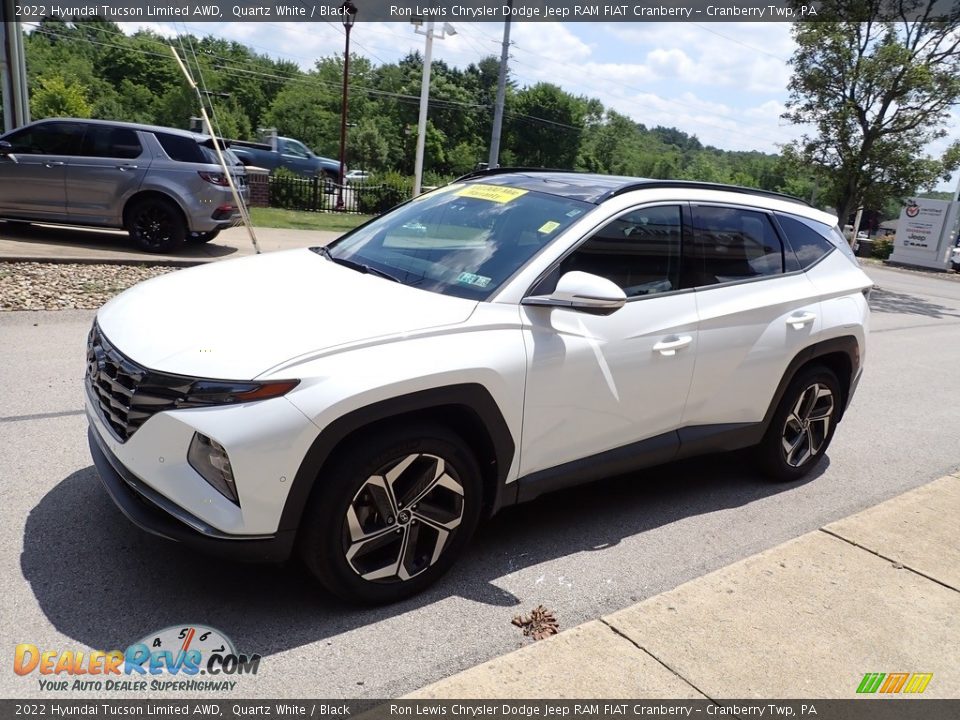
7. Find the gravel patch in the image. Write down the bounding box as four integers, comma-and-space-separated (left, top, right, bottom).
0, 262, 178, 311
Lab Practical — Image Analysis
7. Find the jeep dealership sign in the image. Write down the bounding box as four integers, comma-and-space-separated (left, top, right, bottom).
890, 197, 960, 269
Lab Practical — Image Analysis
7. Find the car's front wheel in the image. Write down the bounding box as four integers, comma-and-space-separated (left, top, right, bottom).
755, 365, 841, 482
298, 425, 483, 603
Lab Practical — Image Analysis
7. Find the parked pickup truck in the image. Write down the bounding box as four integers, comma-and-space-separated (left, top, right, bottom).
230, 134, 341, 179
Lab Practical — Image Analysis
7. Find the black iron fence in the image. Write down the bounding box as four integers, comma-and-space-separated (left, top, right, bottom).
268, 174, 414, 215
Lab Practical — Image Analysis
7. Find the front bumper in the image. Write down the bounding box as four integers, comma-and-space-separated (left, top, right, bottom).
88, 425, 295, 563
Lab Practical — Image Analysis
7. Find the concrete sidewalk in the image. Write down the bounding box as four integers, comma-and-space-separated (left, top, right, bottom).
410, 471, 960, 699
0, 222, 339, 266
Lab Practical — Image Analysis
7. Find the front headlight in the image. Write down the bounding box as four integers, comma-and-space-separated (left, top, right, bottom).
188, 433, 239, 504
175, 379, 300, 408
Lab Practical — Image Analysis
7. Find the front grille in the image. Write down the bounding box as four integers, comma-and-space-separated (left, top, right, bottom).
86, 324, 192, 442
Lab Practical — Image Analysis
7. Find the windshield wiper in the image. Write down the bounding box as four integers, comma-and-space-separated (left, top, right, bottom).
312, 246, 401, 283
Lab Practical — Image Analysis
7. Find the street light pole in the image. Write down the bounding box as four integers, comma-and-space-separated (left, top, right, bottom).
336, 0, 358, 212
488, 2, 512, 168
412, 20, 455, 197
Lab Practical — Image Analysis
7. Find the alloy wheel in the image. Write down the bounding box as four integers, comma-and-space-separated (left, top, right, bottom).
781, 382, 834, 468
132, 206, 175, 249
342, 453, 465, 583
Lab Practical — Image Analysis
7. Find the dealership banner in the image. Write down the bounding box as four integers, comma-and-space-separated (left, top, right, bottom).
9, 0, 960, 23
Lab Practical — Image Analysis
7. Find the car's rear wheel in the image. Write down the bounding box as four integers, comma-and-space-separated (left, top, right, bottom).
298, 425, 483, 604
755, 365, 841, 482
188, 229, 220, 244
126, 197, 186, 253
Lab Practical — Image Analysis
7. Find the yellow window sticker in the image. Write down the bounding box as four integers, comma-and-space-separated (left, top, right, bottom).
456, 184, 529, 203
538, 221, 561, 234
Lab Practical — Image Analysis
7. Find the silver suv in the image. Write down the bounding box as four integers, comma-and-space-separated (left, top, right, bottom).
0, 118, 248, 253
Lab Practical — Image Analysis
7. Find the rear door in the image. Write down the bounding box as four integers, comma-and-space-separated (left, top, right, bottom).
0, 121, 85, 219
67, 125, 148, 224
681, 204, 823, 428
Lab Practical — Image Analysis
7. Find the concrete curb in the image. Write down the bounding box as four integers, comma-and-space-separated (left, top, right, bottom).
0, 225, 341, 268
408, 470, 960, 699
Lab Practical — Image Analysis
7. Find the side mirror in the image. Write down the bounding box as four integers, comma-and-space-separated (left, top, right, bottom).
522, 271, 627, 315
0, 140, 13, 156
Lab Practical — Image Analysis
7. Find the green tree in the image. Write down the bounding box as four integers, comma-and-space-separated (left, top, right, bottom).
350, 118, 390, 171
782, 0, 960, 222
31, 76, 92, 118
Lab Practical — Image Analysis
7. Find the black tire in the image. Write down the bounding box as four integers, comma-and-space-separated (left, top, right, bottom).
755, 365, 842, 482
298, 424, 483, 604
125, 197, 187, 253
188, 229, 220, 244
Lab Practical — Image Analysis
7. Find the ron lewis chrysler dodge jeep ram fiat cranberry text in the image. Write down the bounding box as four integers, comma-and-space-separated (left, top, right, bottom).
85, 170, 872, 603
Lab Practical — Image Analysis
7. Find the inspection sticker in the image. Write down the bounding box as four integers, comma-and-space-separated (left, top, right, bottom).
456, 184, 529, 203
457, 272, 492, 288
538, 221, 561, 234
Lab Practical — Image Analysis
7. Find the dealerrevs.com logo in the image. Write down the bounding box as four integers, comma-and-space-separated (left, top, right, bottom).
14, 624, 261, 692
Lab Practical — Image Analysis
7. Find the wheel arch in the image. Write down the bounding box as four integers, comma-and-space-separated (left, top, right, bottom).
122, 189, 188, 230
762, 336, 860, 432
279, 384, 516, 534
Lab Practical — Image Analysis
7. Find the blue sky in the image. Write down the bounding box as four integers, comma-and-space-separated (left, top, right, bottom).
125, 20, 958, 192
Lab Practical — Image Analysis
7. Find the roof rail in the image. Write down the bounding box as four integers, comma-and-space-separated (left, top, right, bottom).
602, 180, 811, 207
454, 166, 576, 182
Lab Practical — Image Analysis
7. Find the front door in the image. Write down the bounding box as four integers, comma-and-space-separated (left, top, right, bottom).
0, 121, 85, 219
519, 204, 698, 477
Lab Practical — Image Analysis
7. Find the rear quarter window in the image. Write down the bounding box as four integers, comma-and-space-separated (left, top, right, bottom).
775, 213, 837, 269
155, 132, 209, 163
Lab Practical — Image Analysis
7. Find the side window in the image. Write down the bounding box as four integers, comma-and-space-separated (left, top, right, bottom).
80, 126, 142, 159
155, 133, 206, 163
690, 206, 783, 286
282, 141, 309, 159
551, 205, 682, 298
775, 213, 837, 269
3, 122, 84, 155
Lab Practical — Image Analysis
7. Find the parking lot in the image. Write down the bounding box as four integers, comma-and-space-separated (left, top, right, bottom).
1, 262, 959, 699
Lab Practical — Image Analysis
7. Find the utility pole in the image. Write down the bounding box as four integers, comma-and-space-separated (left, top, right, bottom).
412, 20, 455, 197
488, 5, 511, 169
1, 0, 31, 132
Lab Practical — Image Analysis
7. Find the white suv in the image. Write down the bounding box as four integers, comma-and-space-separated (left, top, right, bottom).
86, 171, 872, 603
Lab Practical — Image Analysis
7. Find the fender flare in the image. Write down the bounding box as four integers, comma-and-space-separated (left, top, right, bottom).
760, 335, 861, 432
278, 383, 515, 532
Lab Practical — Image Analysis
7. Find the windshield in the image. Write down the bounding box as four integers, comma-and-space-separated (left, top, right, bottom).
322, 183, 593, 300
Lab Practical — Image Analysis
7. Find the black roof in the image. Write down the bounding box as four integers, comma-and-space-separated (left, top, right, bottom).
456, 168, 809, 207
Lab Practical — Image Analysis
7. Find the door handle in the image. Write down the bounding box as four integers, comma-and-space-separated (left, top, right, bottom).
653, 335, 693, 356
115, 165, 138, 171
44, 161, 65, 168
787, 312, 816, 330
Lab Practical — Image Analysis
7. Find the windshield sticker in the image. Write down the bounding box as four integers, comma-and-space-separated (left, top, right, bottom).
456, 272, 492, 288
456, 184, 529, 203
538, 221, 561, 234
565, 209, 583, 218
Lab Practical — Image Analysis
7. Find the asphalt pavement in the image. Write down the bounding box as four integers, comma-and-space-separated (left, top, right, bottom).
1, 263, 959, 699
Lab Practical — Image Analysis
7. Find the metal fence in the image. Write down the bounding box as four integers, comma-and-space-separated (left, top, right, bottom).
268, 174, 413, 215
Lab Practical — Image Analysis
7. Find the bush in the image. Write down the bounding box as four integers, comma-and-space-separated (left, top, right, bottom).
355, 171, 413, 215
269, 167, 312, 210
872, 236, 894, 260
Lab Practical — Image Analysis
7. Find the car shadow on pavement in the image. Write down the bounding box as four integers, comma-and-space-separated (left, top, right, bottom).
868, 286, 960, 318
21, 452, 824, 658
0, 222, 237, 259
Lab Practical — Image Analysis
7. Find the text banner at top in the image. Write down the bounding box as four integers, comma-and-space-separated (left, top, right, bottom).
11, 0, 960, 23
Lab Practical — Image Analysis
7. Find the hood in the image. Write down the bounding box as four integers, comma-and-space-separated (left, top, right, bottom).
96, 248, 478, 379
